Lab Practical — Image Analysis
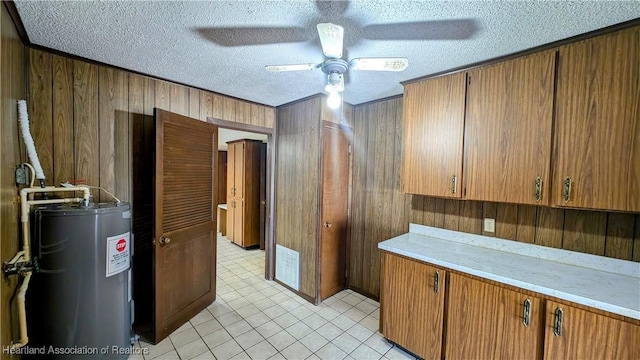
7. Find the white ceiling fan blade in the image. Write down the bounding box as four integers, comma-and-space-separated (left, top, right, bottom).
349, 58, 409, 71
265, 63, 317, 72
317, 23, 344, 59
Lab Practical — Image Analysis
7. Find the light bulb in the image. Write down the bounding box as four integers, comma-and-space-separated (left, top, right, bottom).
327, 92, 341, 109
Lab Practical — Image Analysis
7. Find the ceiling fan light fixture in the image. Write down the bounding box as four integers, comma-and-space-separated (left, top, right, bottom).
325, 72, 344, 93
350, 58, 409, 71
327, 91, 341, 109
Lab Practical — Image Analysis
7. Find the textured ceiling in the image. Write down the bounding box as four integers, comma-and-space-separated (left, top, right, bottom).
14, 1, 640, 107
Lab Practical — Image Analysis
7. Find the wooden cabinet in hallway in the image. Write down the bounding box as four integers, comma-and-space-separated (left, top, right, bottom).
226, 139, 262, 248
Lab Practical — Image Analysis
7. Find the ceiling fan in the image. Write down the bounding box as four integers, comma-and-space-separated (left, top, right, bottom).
265, 23, 408, 108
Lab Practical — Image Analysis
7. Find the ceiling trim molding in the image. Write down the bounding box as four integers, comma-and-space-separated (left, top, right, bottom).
3, 1, 30, 45
402, 18, 640, 86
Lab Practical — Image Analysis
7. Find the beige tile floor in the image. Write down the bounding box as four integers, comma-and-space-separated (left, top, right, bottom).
132, 234, 416, 360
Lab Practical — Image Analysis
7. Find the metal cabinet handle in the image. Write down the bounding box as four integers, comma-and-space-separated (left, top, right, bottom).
554, 307, 563, 336
159, 236, 171, 245
434, 271, 440, 294
534, 177, 542, 202
451, 175, 457, 195
563, 176, 572, 203
523, 299, 531, 327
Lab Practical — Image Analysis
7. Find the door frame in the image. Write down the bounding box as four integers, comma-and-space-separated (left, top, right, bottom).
206, 117, 275, 280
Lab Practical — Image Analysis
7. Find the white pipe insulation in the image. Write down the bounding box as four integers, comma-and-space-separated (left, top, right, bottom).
17, 100, 45, 181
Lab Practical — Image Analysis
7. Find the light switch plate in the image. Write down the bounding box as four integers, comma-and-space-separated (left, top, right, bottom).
484, 218, 495, 233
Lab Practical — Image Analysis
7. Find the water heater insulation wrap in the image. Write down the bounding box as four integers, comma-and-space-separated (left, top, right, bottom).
27, 203, 132, 359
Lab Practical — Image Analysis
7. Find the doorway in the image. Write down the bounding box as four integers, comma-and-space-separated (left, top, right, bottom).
208, 118, 275, 281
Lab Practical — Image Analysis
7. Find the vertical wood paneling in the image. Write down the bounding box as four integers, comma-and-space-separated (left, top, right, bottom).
1, 5, 26, 351
535, 207, 565, 248
222, 96, 236, 122
516, 205, 537, 243
189, 88, 200, 120
562, 209, 607, 255
274, 97, 320, 298
264, 107, 275, 128
28, 49, 54, 182
235, 100, 251, 124
169, 83, 189, 116
155, 80, 170, 111
407, 195, 425, 225
443, 199, 460, 231
459, 201, 483, 235
52, 55, 74, 186
211, 93, 224, 120
604, 212, 635, 260
73, 61, 99, 199
496, 203, 517, 240
199, 91, 213, 121
98, 67, 128, 202
349, 104, 367, 291
249, 103, 265, 127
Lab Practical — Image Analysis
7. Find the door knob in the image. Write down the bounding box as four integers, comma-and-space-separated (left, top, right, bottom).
159, 236, 171, 244
323, 222, 332, 228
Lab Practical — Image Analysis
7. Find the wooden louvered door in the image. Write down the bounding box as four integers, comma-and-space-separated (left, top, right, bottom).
154, 108, 217, 342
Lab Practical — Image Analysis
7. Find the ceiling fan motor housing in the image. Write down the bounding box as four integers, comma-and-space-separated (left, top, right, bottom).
321, 58, 349, 75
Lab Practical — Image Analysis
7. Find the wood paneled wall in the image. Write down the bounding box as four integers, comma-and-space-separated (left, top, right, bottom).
349, 97, 640, 300
26, 48, 275, 203
274, 96, 322, 299
0, 4, 26, 356
274, 95, 355, 301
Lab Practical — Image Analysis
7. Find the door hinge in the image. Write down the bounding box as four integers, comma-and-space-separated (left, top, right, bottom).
467, 75, 471, 85
348, 145, 352, 154
347, 207, 351, 217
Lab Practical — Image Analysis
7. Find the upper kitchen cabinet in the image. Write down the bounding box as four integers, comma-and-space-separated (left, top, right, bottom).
401, 72, 467, 197
463, 51, 555, 205
552, 26, 639, 212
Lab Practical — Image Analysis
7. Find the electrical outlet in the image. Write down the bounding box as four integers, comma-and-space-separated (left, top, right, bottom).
484, 218, 495, 233
15, 166, 27, 185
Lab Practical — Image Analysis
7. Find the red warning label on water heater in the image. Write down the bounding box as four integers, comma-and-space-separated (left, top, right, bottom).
106, 232, 130, 277
116, 239, 126, 252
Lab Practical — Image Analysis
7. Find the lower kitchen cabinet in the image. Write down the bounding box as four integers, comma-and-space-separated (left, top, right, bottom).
381, 252, 446, 359
380, 251, 639, 360
543, 300, 640, 360
445, 273, 542, 360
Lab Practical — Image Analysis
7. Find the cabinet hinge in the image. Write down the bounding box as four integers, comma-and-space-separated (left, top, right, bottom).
347, 207, 351, 217
348, 145, 352, 154
467, 76, 471, 85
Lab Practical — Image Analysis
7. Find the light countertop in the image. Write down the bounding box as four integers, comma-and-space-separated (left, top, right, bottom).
378, 224, 640, 320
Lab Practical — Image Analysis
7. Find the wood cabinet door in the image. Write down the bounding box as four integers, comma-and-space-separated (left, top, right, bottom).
233, 199, 244, 246
464, 51, 555, 205
445, 274, 542, 360
381, 253, 446, 359
543, 301, 640, 360
553, 27, 640, 211
226, 142, 236, 203
234, 141, 245, 199
401, 72, 466, 197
